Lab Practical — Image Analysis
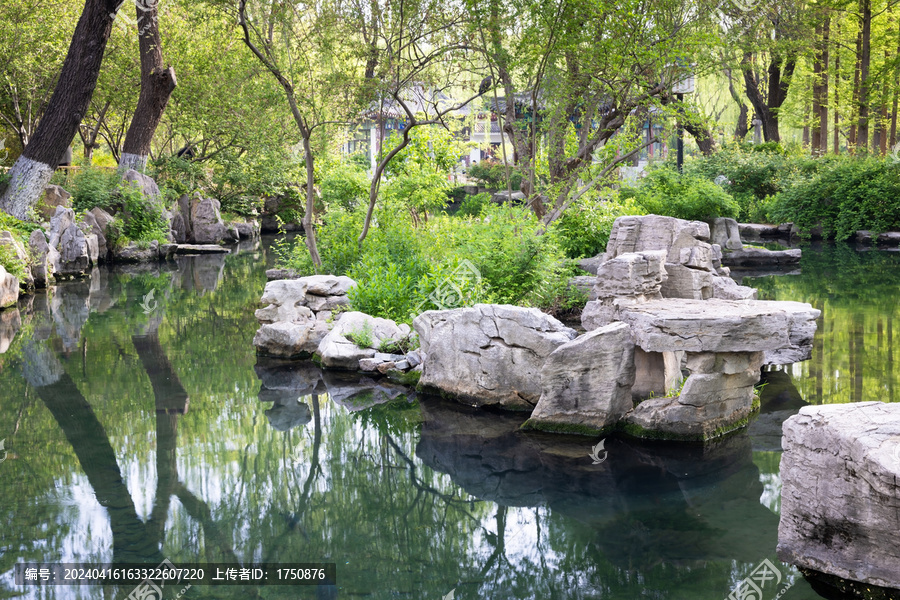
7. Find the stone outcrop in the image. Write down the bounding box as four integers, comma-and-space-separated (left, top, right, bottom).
413, 304, 576, 410
709, 217, 743, 250
82, 208, 113, 261
47, 207, 98, 277
777, 402, 900, 592
39, 185, 73, 221
191, 195, 228, 243
121, 169, 165, 211
171, 192, 255, 245
113, 241, 159, 263
525, 322, 635, 434
254, 275, 356, 358
721, 247, 802, 267
0, 265, 18, 309
317, 311, 411, 370
0, 307, 21, 352
28, 229, 55, 288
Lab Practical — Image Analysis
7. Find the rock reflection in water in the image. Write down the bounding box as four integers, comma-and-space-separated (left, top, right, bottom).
416, 396, 779, 568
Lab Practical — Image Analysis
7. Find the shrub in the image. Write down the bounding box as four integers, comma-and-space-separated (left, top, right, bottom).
115, 181, 170, 244
70, 166, 118, 213
0, 243, 26, 281
468, 159, 523, 191
621, 167, 740, 221
552, 193, 645, 259
767, 157, 900, 240
456, 192, 491, 217
320, 162, 369, 211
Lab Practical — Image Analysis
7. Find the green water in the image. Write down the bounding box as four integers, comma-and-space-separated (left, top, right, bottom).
0, 240, 896, 599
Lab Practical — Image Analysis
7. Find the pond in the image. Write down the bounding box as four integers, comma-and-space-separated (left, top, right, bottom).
1, 239, 897, 600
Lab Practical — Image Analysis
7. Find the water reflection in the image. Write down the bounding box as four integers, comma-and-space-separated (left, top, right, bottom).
0, 241, 855, 599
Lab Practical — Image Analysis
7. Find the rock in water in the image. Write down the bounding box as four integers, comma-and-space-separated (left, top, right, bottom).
190, 194, 227, 244
413, 304, 576, 410
0, 265, 18, 309
777, 402, 900, 592
317, 311, 409, 370
526, 322, 635, 434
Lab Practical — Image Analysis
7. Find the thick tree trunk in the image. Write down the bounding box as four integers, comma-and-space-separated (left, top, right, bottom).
684, 120, 716, 156
835, 20, 842, 154
0, 0, 123, 218
850, 25, 862, 150
742, 51, 795, 143
812, 22, 829, 154
120, 1, 177, 173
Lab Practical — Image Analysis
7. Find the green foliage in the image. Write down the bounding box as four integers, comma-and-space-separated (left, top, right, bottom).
468, 159, 523, 191
150, 155, 206, 201
345, 320, 374, 349
279, 202, 574, 324
320, 161, 369, 211
109, 181, 169, 245
455, 192, 491, 217
70, 166, 118, 213
621, 167, 740, 222
767, 157, 900, 240
0, 211, 40, 243
0, 242, 26, 281
552, 193, 645, 259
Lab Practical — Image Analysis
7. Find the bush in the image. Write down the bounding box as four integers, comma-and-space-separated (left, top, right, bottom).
279, 202, 575, 324
621, 167, 740, 222
767, 157, 900, 240
468, 159, 523, 191
456, 192, 491, 217
0, 243, 26, 281
320, 162, 369, 211
70, 166, 118, 213
552, 193, 645, 259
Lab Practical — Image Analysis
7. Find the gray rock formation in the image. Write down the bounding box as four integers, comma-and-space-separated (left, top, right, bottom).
113, 241, 159, 263
0, 265, 18, 309
317, 311, 410, 370
27, 229, 56, 288
721, 247, 802, 267
39, 185, 72, 221
82, 208, 113, 261
190, 194, 227, 244
709, 217, 743, 250
526, 322, 635, 434
121, 169, 164, 210
413, 304, 576, 410
47, 206, 94, 276
254, 275, 358, 358
777, 402, 900, 591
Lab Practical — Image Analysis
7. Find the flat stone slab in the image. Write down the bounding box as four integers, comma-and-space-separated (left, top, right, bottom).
174, 244, 230, 255
777, 402, 900, 591
617, 298, 820, 354
722, 247, 801, 267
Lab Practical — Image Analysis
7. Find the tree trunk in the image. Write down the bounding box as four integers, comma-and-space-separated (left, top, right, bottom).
742, 51, 796, 143
850, 23, 862, 150
812, 22, 827, 154
301, 132, 322, 267
857, 0, 871, 152
820, 18, 830, 154
0, 0, 123, 218
684, 119, 716, 156
120, 1, 177, 173
835, 19, 842, 154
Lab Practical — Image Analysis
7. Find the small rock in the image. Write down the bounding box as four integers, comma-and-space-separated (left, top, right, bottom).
358, 358, 380, 372
39, 185, 72, 221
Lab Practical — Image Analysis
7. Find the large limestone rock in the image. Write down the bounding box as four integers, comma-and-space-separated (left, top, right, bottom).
171, 194, 193, 243
721, 247, 802, 267
589, 251, 666, 299
526, 322, 635, 434
47, 206, 92, 276
254, 320, 330, 358
611, 298, 820, 354
83, 208, 113, 261
413, 304, 576, 410
255, 276, 355, 324
0, 265, 18, 309
777, 402, 900, 591
113, 240, 159, 263
121, 169, 164, 210
28, 229, 55, 288
709, 217, 743, 251
604, 215, 710, 259
317, 311, 410, 370
191, 194, 227, 244
39, 185, 72, 221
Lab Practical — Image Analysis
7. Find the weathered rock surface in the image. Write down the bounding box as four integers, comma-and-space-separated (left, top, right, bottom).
28, 229, 54, 287
709, 217, 743, 250
47, 206, 94, 276
712, 274, 758, 300
191, 195, 227, 244
317, 311, 410, 370
610, 298, 820, 354
526, 322, 635, 434
414, 304, 576, 410
589, 251, 667, 299
121, 169, 164, 210
254, 320, 330, 358
777, 402, 900, 591
605, 215, 710, 259
0, 265, 18, 309
39, 185, 72, 221
738, 222, 792, 242
81, 209, 111, 261
233, 220, 260, 240
113, 241, 159, 263
722, 247, 802, 267
173, 244, 229, 255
